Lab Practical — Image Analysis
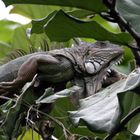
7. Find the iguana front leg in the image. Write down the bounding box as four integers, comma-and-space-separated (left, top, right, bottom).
0, 54, 59, 94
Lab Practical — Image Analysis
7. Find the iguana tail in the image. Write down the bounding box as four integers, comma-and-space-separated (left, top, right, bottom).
0, 54, 32, 82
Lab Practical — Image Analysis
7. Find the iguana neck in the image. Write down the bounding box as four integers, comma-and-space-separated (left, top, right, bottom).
49, 46, 90, 75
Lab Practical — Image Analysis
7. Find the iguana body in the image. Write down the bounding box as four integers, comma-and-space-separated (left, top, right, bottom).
0, 41, 124, 96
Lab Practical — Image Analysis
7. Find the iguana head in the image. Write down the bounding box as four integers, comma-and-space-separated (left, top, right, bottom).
82, 41, 124, 95
84, 41, 124, 75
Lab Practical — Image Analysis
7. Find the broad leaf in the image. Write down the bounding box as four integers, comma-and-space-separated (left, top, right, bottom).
0, 41, 12, 59
11, 24, 32, 51
31, 11, 57, 34
36, 86, 81, 104
36, 86, 99, 139
69, 68, 140, 133
118, 91, 140, 134
10, 24, 48, 53
114, 130, 140, 140
0, 99, 14, 138
0, 96, 23, 139
115, 47, 135, 75
68, 9, 95, 19
0, 20, 19, 42
116, 0, 140, 33
0, 79, 40, 139
11, 4, 93, 20
10, 4, 61, 19
32, 10, 133, 44
2, 0, 107, 13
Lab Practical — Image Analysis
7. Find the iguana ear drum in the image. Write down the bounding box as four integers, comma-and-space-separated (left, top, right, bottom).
85, 61, 101, 74
85, 62, 95, 74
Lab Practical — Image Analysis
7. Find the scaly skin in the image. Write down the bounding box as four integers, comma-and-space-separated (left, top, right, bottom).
0, 41, 124, 95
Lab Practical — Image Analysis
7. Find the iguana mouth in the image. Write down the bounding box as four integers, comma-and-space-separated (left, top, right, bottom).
102, 54, 124, 87
107, 54, 123, 74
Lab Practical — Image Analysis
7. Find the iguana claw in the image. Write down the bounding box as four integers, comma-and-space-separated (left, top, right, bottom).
0, 79, 23, 94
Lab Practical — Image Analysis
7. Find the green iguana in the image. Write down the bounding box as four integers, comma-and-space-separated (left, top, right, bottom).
0, 41, 124, 97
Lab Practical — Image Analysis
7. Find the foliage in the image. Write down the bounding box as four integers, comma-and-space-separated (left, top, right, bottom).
116, 0, 140, 33
0, 0, 140, 140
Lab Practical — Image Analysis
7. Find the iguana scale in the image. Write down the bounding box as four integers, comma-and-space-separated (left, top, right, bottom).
0, 41, 124, 97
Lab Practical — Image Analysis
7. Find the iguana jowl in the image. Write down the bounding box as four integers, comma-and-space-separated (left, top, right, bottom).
0, 41, 124, 96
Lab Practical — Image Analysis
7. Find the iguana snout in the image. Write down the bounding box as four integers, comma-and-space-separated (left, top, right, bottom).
84, 41, 124, 75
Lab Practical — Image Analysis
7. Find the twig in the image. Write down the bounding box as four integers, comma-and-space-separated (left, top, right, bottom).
120, 106, 140, 128
21, 98, 72, 140
126, 44, 140, 51
32, 108, 72, 139
0, 96, 12, 101
103, 0, 140, 65
103, 0, 140, 43
104, 106, 140, 140
100, 13, 116, 22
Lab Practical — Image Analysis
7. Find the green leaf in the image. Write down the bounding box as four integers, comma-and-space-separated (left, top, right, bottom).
0, 131, 8, 140
114, 46, 135, 75
50, 97, 76, 139
37, 86, 97, 139
31, 9, 95, 34
11, 24, 31, 51
32, 10, 133, 44
2, 0, 107, 13
0, 20, 19, 42
0, 21, 34, 59
1, 97, 23, 139
11, 4, 92, 20
0, 23, 47, 61
114, 130, 140, 140
31, 11, 57, 34
68, 9, 95, 19
116, 0, 140, 34
36, 86, 81, 104
118, 68, 140, 133
118, 92, 140, 133
9, 24, 48, 52
18, 129, 41, 140
0, 41, 12, 59
69, 68, 140, 133
10, 4, 61, 19
0, 79, 40, 139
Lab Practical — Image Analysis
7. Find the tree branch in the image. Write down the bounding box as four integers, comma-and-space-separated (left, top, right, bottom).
103, 0, 140, 43
103, 0, 140, 66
